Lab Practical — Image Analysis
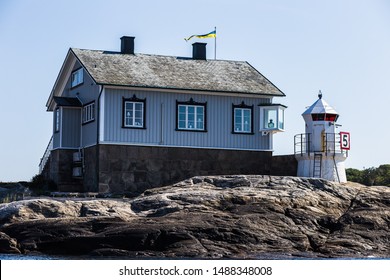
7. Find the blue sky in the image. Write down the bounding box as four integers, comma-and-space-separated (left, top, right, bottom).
0, 0, 389, 182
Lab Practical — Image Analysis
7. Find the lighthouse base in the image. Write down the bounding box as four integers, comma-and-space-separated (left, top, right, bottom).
295, 153, 347, 183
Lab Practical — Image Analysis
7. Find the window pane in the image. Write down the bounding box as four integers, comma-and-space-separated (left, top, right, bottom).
196, 114, 204, 129
234, 108, 242, 131
126, 102, 133, 111
264, 108, 277, 129
179, 105, 186, 114
178, 120, 186, 129
79, 70, 83, 84
125, 108, 133, 126
71, 69, 83, 87
178, 112, 186, 123
188, 106, 195, 114
278, 108, 284, 129
243, 109, 251, 132
71, 73, 76, 86
55, 109, 60, 131
187, 106, 195, 129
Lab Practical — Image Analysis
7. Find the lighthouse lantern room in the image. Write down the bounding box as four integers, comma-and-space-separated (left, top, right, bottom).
294, 92, 350, 182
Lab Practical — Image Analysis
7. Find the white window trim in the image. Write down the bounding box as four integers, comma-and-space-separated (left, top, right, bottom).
259, 104, 286, 132
234, 107, 252, 133
82, 102, 95, 124
124, 101, 145, 128
55, 107, 60, 132
177, 104, 205, 131
71, 68, 83, 88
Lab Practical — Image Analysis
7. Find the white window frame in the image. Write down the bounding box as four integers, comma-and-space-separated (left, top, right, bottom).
55, 107, 60, 132
177, 103, 206, 131
234, 107, 252, 133
71, 68, 83, 88
82, 102, 95, 124
124, 101, 145, 128
259, 104, 286, 132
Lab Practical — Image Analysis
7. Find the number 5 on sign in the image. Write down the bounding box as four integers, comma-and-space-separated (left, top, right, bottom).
340, 132, 350, 150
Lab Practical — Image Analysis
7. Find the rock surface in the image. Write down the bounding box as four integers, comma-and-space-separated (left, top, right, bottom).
0, 175, 389, 258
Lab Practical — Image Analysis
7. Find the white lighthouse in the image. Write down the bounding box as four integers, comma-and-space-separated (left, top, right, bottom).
294, 92, 350, 182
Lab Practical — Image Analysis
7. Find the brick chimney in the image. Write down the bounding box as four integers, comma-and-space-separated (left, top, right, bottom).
192, 42, 207, 60
120, 36, 135, 54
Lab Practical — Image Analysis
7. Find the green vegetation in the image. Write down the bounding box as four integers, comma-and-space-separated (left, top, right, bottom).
28, 174, 57, 195
346, 164, 390, 187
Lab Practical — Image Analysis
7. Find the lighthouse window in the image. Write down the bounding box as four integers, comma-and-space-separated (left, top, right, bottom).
312, 113, 338, 121
326, 114, 338, 122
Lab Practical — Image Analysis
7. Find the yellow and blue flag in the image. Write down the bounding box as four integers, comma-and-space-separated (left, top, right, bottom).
185, 30, 216, 42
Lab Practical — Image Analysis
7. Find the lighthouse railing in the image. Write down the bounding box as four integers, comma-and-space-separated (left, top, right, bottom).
294, 133, 311, 155
294, 133, 348, 157
323, 133, 348, 157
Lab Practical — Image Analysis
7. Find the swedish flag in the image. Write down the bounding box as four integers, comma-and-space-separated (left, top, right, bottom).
185, 30, 216, 41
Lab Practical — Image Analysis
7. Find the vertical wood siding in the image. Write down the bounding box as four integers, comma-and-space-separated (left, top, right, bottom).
103, 88, 272, 150
61, 108, 81, 147
62, 61, 99, 147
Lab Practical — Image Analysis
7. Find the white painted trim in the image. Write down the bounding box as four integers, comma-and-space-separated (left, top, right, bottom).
47, 53, 76, 111
59, 107, 63, 148
98, 141, 274, 152
103, 85, 277, 100
99, 87, 105, 142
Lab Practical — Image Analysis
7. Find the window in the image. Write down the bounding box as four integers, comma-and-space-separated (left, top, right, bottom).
71, 68, 83, 88
263, 108, 278, 129
55, 108, 60, 132
259, 104, 286, 132
122, 95, 146, 129
82, 102, 95, 124
176, 98, 207, 131
232, 102, 253, 134
312, 113, 338, 122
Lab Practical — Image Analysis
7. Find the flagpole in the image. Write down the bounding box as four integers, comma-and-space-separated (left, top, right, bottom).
214, 26, 217, 60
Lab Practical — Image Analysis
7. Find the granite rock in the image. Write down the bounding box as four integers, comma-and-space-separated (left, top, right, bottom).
0, 176, 389, 258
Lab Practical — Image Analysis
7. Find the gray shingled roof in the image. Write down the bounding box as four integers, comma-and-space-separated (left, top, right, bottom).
71, 48, 285, 97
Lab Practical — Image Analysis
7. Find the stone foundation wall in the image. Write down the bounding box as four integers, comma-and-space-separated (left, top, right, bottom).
48, 145, 299, 193
271, 154, 298, 176
95, 144, 273, 194
83, 146, 98, 192
48, 149, 83, 192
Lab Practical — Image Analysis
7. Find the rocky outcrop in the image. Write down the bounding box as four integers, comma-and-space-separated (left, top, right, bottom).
0, 175, 389, 258
0, 183, 30, 203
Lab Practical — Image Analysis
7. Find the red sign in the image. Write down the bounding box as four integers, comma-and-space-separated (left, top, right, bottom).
340, 132, 350, 150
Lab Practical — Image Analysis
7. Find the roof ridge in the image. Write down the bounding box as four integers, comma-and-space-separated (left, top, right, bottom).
71, 47, 249, 64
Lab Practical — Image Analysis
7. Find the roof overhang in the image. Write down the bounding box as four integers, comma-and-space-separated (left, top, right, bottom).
53, 96, 83, 107
46, 50, 77, 111
46, 49, 97, 111
102, 84, 282, 99
302, 98, 338, 116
